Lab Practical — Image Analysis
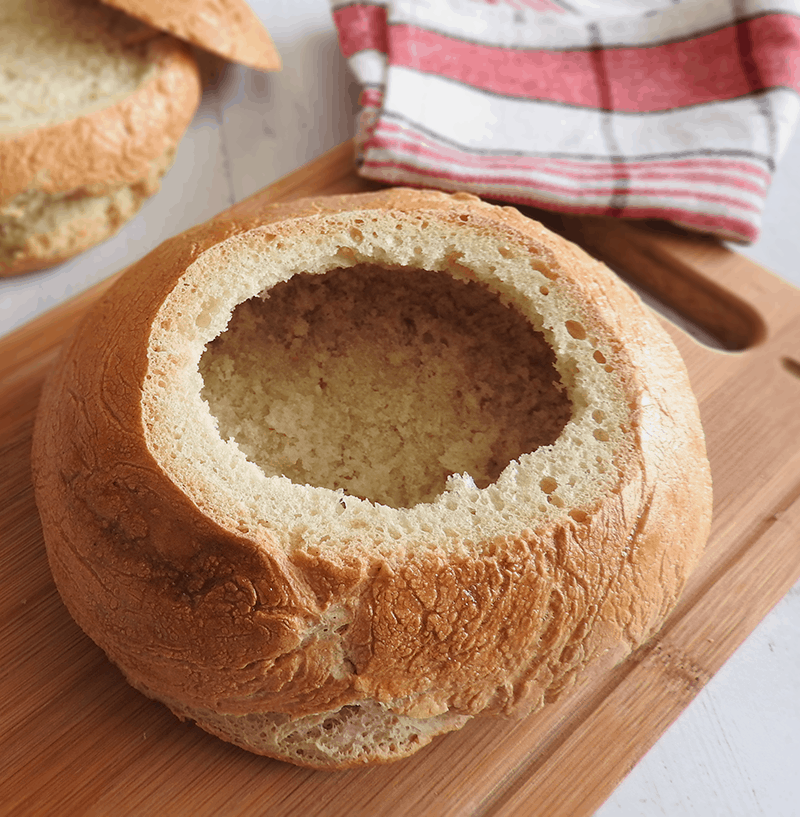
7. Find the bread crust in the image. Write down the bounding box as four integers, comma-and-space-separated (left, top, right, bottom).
0, 35, 200, 277
32, 188, 712, 767
100, 0, 282, 71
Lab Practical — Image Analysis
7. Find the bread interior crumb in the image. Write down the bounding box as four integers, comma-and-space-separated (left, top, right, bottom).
199, 264, 572, 509
0, 0, 157, 133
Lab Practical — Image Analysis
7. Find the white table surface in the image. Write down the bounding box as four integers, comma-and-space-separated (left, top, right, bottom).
2, 1, 798, 814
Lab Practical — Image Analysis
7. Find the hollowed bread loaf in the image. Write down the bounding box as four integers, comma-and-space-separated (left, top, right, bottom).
0, 0, 201, 276
32, 188, 713, 769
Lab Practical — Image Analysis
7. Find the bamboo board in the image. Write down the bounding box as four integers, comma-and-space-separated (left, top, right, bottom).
2, 141, 800, 817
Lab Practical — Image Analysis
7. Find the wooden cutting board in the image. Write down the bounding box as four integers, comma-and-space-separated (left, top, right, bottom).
2, 141, 800, 817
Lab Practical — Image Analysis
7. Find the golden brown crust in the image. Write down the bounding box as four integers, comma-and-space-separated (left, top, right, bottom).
100, 0, 281, 71
32, 188, 712, 767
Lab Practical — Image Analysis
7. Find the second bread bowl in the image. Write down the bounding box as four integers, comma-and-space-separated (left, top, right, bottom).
0, 0, 201, 276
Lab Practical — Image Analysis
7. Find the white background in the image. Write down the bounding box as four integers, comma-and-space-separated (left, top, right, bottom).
1, 1, 798, 814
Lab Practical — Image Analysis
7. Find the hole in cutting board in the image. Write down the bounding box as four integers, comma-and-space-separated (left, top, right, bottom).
605, 265, 763, 352
782, 358, 800, 380
616, 276, 734, 351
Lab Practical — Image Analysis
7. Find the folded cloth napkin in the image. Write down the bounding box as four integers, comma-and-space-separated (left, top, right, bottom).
332, 0, 800, 242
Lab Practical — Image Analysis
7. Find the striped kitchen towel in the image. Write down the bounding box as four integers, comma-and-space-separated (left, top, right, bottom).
331, 0, 800, 242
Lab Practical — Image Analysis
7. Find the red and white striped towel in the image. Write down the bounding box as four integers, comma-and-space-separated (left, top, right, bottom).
332, 0, 800, 242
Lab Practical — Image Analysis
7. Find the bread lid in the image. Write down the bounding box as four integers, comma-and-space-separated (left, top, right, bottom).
99, 0, 281, 71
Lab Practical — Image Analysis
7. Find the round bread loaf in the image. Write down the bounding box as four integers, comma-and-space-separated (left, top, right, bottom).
0, 0, 201, 277
32, 188, 712, 769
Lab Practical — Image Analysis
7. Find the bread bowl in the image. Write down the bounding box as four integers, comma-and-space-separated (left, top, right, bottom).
0, 0, 201, 277
32, 187, 712, 769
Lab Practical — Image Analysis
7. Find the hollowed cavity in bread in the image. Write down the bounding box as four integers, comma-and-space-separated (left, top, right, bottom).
198, 265, 572, 509
143, 208, 629, 552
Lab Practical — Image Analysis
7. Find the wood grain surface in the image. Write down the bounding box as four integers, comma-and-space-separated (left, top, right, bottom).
2, 141, 800, 817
